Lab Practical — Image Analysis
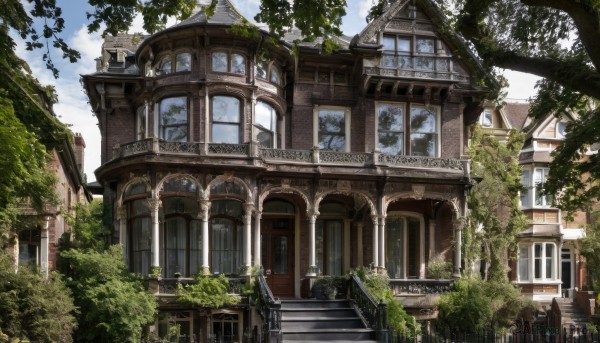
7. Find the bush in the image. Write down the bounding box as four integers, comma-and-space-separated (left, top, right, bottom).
427, 254, 453, 279
178, 274, 241, 308
437, 277, 531, 334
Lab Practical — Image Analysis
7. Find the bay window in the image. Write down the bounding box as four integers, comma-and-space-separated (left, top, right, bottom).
534, 168, 551, 207
175, 53, 191, 72
382, 34, 449, 73
517, 242, 557, 281
255, 61, 282, 86
129, 199, 151, 276
159, 96, 188, 142
211, 96, 241, 144
254, 101, 277, 148
212, 51, 246, 75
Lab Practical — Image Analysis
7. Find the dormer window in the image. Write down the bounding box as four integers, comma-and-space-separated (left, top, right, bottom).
556, 121, 567, 138
481, 109, 493, 127
382, 35, 449, 72
212, 51, 246, 75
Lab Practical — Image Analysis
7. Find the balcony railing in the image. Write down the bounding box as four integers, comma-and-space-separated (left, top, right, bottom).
365, 54, 469, 82
112, 139, 468, 174
389, 279, 454, 295
155, 276, 247, 295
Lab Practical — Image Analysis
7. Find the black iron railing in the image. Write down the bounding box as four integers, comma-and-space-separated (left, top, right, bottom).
348, 275, 388, 342
255, 275, 282, 342
389, 279, 454, 295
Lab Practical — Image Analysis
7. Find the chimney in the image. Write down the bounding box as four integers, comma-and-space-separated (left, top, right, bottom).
73, 133, 86, 175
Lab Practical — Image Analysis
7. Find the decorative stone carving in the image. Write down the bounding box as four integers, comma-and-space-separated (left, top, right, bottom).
337, 180, 351, 192
119, 139, 152, 159
208, 143, 249, 155
320, 151, 372, 164
379, 154, 464, 170
260, 148, 312, 163
412, 184, 426, 200
159, 141, 200, 154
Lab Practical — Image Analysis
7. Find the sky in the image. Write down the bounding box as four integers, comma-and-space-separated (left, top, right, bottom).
14, 0, 540, 183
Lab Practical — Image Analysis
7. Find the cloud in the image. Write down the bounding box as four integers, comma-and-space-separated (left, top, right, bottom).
359, 0, 373, 19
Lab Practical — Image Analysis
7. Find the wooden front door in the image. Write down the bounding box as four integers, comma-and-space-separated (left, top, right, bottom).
261, 218, 294, 297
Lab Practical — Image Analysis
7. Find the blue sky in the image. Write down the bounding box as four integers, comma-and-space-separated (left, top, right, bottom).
14, 0, 539, 183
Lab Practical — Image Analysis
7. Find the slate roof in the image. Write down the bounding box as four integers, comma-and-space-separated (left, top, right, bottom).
503, 102, 530, 131
171, 0, 245, 28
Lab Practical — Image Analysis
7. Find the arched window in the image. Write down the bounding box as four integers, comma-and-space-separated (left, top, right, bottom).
210, 200, 243, 274
211, 96, 241, 144
124, 182, 151, 276
315, 203, 346, 276
270, 65, 281, 85
159, 56, 172, 75
162, 197, 201, 277
255, 61, 282, 85
212, 51, 246, 75
159, 96, 188, 142
255, 101, 277, 148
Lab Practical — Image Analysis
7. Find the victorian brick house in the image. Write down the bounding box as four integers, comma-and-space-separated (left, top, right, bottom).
82, 0, 496, 340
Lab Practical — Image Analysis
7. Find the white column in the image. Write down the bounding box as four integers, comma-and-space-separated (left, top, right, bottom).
307, 211, 319, 276
371, 215, 379, 268
200, 200, 211, 274
453, 218, 463, 278
254, 211, 262, 268
344, 219, 351, 273
40, 216, 51, 278
378, 216, 386, 270
150, 198, 161, 269
429, 222, 436, 261
243, 204, 253, 273
420, 220, 426, 279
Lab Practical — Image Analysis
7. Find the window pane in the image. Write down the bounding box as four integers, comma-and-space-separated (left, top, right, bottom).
534, 244, 542, 279
255, 62, 267, 79
159, 56, 172, 74
256, 129, 273, 148
482, 110, 493, 127
386, 217, 404, 278
131, 199, 151, 216
382, 55, 397, 68
212, 96, 240, 123
190, 220, 202, 276
270, 65, 281, 85
212, 124, 240, 144
378, 104, 404, 131
165, 217, 186, 277
520, 171, 531, 207
256, 101, 275, 130
518, 246, 529, 281
414, 56, 434, 70
411, 107, 436, 133
318, 109, 346, 151
131, 217, 151, 276
211, 217, 239, 274
546, 244, 554, 279
383, 36, 395, 50
212, 52, 228, 72
231, 53, 246, 74
160, 97, 188, 141
176, 53, 191, 72
273, 236, 288, 274
378, 133, 403, 155
416, 38, 434, 53
136, 105, 146, 140
410, 133, 436, 156
398, 56, 412, 69
398, 38, 411, 52
327, 222, 343, 276
557, 122, 567, 138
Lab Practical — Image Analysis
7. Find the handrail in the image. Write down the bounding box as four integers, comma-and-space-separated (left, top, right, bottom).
348, 275, 388, 342
256, 275, 282, 341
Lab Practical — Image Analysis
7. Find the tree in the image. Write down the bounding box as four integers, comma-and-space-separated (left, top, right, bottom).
0, 251, 76, 342
59, 246, 157, 343
465, 126, 528, 282
69, 200, 111, 251
579, 209, 600, 292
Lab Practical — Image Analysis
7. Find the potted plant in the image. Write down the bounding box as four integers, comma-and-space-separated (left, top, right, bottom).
312, 277, 337, 300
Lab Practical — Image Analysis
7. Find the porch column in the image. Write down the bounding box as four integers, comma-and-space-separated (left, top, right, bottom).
378, 216, 386, 270
40, 215, 52, 278
429, 222, 436, 261
243, 204, 253, 273
307, 210, 319, 276
453, 218, 464, 278
200, 200, 211, 274
254, 211, 262, 268
371, 215, 379, 268
150, 198, 161, 270
117, 205, 127, 254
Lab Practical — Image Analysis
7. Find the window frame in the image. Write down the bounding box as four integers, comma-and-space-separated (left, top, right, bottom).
313, 105, 351, 152
533, 167, 551, 207
385, 212, 425, 279
156, 51, 192, 75
381, 34, 448, 73
254, 100, 278, 148
158, 96, 189, 142
210, 95, 242, 144
481, 109, 493, 127
211, 50, 247, 75
255, 61, 283, 86
376, 101, 406, 156
517, 242, 558, 282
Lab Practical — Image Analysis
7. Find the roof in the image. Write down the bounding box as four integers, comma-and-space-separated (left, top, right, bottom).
503, 103, 530, 131
171, 0, 245, 28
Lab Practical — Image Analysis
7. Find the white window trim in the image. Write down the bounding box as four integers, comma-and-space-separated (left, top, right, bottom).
386, 211, 426, 279
556, 121, 568, 139
409, 104, 440, 158
313, 105, 351, 152
520, 167, 553, 209
516, 242, 559, 283
253, 100, 278, 149
480, 109, 493, 127
375, 101, 406, 155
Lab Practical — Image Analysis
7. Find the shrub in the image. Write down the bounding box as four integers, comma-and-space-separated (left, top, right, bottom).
427, 254, 453, 279
178, 274, 241, 308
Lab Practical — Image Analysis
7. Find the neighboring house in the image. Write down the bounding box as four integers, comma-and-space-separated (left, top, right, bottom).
82, 0, 496, 340
8, 130, 90, 276
477, 103, 593, 330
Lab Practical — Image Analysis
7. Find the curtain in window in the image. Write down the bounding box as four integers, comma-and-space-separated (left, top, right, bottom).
518, 246, 529, 281
386, 217, 404, 279
165, 217, 186, 277
211, 218, 240, 274
131, 217, 151, 276
190, 220, 202, 275
327, 222, 343, 276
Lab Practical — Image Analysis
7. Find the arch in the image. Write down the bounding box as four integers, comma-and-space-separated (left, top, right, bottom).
258, 186, 311, 214
315, 190, 377, 218
118, 176, 151, 207
208, 85, 252, 100
383, 191, 461, 218
206, 174, 253, 203
156, 173, 204, 198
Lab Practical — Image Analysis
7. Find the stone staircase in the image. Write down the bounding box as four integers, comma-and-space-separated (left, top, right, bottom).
280, 299, 377, 342
555, 298, 589, 329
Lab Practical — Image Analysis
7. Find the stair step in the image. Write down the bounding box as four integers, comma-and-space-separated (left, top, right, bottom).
281, 300, 351, 309
282, 317, 365, 329
282, 328, 375, 341
282, 308, 358, 318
